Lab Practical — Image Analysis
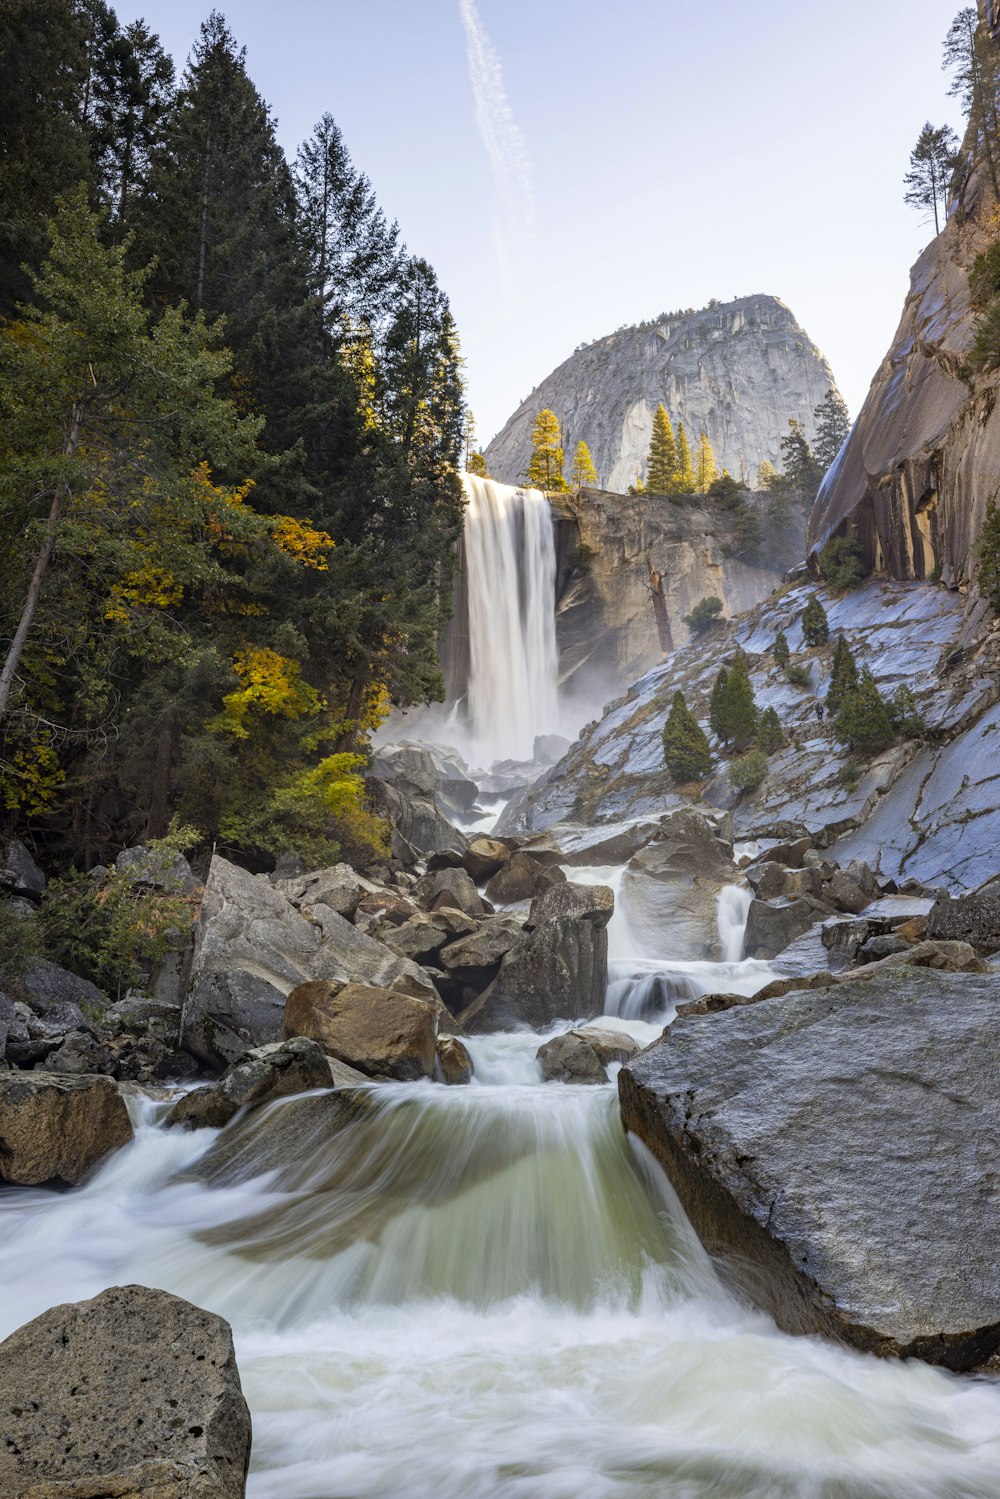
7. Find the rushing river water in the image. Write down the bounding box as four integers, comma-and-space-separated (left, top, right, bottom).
2, 885, 1000, 1497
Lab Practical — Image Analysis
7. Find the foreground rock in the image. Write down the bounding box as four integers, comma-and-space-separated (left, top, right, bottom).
165, 1037, 334, 1130
461, 881, 614, 1032
0, 1073, 133, 1186
182, 855, 436, 1070
282, 980, 438, 1080
0, 1284, 251, 1498
619, 968, 1000, 1370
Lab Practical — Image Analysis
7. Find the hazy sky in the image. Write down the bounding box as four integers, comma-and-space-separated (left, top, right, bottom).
113, 0, 965, 445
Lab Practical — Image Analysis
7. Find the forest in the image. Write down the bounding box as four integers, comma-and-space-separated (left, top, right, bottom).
0, 1, 466, 871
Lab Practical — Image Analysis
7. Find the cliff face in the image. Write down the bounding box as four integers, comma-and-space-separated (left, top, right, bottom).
549, 487, 806, 700
484, 295, 840, 492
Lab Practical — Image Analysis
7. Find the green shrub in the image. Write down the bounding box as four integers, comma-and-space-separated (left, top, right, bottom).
566, 542, 595, 573
801, 595, 830, 646
835, 668, 895, 755
819, 534, 868, 591
727, 749, 769, 791
838, 760, 862, 789
757, 706, 784, 755
772, 630, 790, 667
978, 498, 1000, 613
706, 472, 747, 506
969, 298, 1000, 374
785, 662, 812, 688
683, 595, 724, 635
969, 241, 1000, 307
662, 690, 712, 781
0, 904, 42, 985
888, 684, 925, 737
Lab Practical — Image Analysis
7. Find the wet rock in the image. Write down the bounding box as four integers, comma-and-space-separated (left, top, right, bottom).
461, 836, 511, 883
182, 856, 437, 1070
437, 1034, 473, 1086
438, 916, 525, 975
281, 979, 438, 1081
765, 835, 813, 869
856, 935, 912, 964
0, 1284, 251, 1498
415, 866, 485, 917
537, 1024, 640, 1084
743, 897, 829, 960
841, 939, 988, 978
0, 839, 45, 897
484, 851, 566, 905
926, 878, 1000, 955
165, 1037, 334, 1130
745, 861, 788, 900
622, 808, 737, 961
826, 870, 869, 915
619, 968, 1000, 1370
461, 881, 613, 1032
0, 1072, 133, 1186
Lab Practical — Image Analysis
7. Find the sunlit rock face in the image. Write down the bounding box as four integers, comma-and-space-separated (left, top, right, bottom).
484, 295, 840, 491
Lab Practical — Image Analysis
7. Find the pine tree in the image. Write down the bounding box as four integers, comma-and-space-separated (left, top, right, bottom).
646, 405, 677, 493
801, 595, 830, 646
944, 7, 1000, 196
695, 431, 719, 493
720, 649, 758, 744
662, 690, 712, 781
778, 418, 823, 502
904, 122, 959, 236
467, 452, 490, 478
826, 635, 859, 716
570, 440, 598, 488
812, 388, 852, 472
835, 668, 895, 754
757, 706, 784, 755
709, 668, 729, 739
524, 409, 567, 491
978, 498, 1000, 612
757, 458, 777, 490
772, 629, 790, 667
671, 421, 697, 496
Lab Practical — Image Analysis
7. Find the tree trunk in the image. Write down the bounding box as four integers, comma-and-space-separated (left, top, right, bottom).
146, 709, 176, 839
646, 556, 673, 656
0, 402, 86, 725
196, 128, 212, 309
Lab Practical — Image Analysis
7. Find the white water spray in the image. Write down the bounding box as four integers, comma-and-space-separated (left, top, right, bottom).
716, 884, 752, 964
462, 474, 559, 764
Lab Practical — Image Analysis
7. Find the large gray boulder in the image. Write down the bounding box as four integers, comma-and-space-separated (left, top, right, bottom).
462, 881, 614, 1032
537, 1025, 639, 1084
927, 876, 1000, 955
743, 896, 830, 960
619, 968, 1000, 1370
0, 839, 45, 896
620, 808, 737, 961
0, 1072, 133, 1186
0, 1285, 251, 1498
165, 1037, 334, 1130
181, 856, 437, 1070
367, 743, 473, 860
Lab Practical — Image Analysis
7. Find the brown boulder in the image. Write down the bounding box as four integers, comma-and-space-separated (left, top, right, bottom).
0, 1073, 133, 1187
536, 1025, 639, 1084
281, 980, 438, 1080
0, 1285, 250, 1498
484, 851, 566, 905
414, 867, 485, 917
437, 1034, 473, 1085
462, 836, 511, 883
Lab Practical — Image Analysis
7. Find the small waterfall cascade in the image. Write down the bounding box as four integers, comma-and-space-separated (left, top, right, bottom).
460, 473, 559, 764
716, 884, 752, 963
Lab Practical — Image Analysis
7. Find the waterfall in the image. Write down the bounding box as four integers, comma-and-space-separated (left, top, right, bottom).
461, 473, 559, 764
716, 884, 752, 963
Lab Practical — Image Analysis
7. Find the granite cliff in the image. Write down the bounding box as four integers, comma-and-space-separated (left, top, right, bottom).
485, 295, 840, 492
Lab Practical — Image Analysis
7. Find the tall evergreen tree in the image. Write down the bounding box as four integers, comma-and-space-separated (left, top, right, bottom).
778, 418, 823, 501
662, 691, 712, 781
718, 650, 758, 745
835, 668, 895, 754
757, 706, 784, 755
903, 121, 959, 235
978, 498, 1000, 613
801, 595, 830, 646
524, 409, 567, 491
671, 421, 696, 495
570, 440, 598, 488
646, 405, 677, 493
812, 388, 852, 472
695, 430, 719, 493
944, 7, 1000, 195
772, 629, 790, 667
709, 668, 729, 739
826, 635, 859, 716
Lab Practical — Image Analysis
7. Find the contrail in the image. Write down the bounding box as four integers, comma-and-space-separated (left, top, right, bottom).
458, 0, 534, 289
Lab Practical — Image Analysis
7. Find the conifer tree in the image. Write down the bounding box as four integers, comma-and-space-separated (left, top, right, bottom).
524, 409, 567, 491
757, 706, 784, 755
812, 388, 852, 472
671, 421, 697, 496
646, 404, 677, 493
903, 121, 959, 236
778, 418, 823, 501
719, 649, 758, 744
757, 459, 777, 490
944, 7, 1000, 196
772, 629, 790, 667
467, 452, 489, 478
709, 667, 729, 739
835, 668, 895, 754
662, 691, 712, 781
801, 595, 830, 646
826, 635, 859, 716
570, 440, 598, 488
695, 431, 719, 493
978, 498, 1000, 612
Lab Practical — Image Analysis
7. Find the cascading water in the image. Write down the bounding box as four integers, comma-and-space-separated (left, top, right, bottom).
716, 882, 752, 963
460, 473, 559, 764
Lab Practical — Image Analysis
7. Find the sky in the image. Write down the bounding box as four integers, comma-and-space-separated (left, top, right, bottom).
112, 0, 967, 446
